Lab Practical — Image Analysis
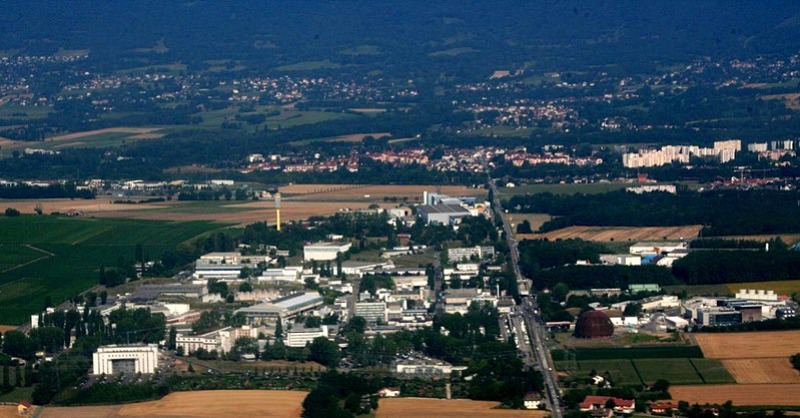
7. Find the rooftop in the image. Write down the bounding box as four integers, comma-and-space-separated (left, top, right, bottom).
417, 204, 470, 216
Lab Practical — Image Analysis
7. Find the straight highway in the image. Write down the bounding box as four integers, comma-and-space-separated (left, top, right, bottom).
484, 158, 563, 418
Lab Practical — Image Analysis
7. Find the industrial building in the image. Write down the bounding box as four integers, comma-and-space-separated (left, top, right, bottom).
629, 241, 688, 255
236, 291, 324, 324
128, 284, 208, 303
417, 204, 471, 225
92, 344, 160, 375
303, 241, 352, 261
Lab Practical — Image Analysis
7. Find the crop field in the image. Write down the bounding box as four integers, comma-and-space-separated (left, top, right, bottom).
40, 390, 308, 418
505, 213, 552, 234
1, 185, 484, 227
376, 398, 548, 418
662, 284, 732, 297
552, 345, 704, 361
561, 359, 642, 386
725, 280, 800, 296
498, 182, 631, 197
722, 359, 800, 384
691, 358, 739, 384
695, 331, 800, 384
0, 216, 222, 324
0, 127, 165, 155
670, 384, 800, 407
695, 331, 800, 359
89, 200, 394, 226
557, 358, 733, 387
0, 244, 47, 272
520, 225, 702, 242
279, 184, 482, 202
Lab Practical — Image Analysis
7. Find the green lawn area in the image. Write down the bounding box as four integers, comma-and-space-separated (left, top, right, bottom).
691, 358, 736, 384
634, 358, 704, 385
663, 284, 733, 297
0, 216, 225, 324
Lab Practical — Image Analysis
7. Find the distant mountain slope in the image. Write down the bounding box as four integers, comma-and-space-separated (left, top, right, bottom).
1, 1, 799, 78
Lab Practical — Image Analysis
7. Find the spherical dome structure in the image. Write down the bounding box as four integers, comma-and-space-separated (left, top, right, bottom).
574, 310, 614, 339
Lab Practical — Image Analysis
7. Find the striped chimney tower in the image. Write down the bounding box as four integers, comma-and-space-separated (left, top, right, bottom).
274, 192, 282, 231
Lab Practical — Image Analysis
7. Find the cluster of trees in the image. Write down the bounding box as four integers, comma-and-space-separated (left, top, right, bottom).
302, 371, 380, 418
507, 190, 800, 236
672, 247, 800, 284
519, 239, 610, 271
0, 183, 94, 199
0, 306, 166, 404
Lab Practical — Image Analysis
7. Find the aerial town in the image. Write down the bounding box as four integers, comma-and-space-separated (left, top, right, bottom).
3, 2, 800, 418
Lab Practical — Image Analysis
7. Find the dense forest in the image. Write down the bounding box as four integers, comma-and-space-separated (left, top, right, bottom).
507, 190, 800, 236
518, 238, 800, 290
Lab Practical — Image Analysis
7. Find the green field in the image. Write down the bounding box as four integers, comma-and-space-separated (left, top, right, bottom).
563, 359, 642, 386
557, 357, 733, 387
663, 284, 733, 297
552, 345, 704, 361
634, 358, 704, 385
0, 244, 47, 272
498, 181, 700, 197
0, 216, 224, 324
690, 358, 736, 384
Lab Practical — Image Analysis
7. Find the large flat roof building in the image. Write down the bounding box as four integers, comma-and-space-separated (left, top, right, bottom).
304, 242, 352, 261
417, 204, 471, 225
236, 291, 324, 324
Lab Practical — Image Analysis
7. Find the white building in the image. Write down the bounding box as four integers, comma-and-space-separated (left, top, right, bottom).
629, 241, 688, 255
285, 325, 330, 348
447, 246, 495, 262
640, 295, 681, 311
600, 254, 642, 266
735, 289, 779, 302
355, 301, 388, 323
303, 242, 352, 261
92, 344, 160, 375
177, 326, 259, 354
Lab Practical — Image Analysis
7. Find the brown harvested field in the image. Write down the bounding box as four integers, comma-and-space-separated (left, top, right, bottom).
377, 398, 548, 418
41, 390, 307, 418
0, 405, 35, 418
670, 384, 800, 406
695, 331, 800, 359
0, 199, 164, 215
505, 213, 552, 234
722, 358, 800, 384
90, 200, 393, 226
519, 225, 702, 242
2, 184, 482, 226
280, 184, 481, 202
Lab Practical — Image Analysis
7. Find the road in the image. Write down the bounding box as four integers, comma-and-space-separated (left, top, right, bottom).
484, 157, 563, 418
